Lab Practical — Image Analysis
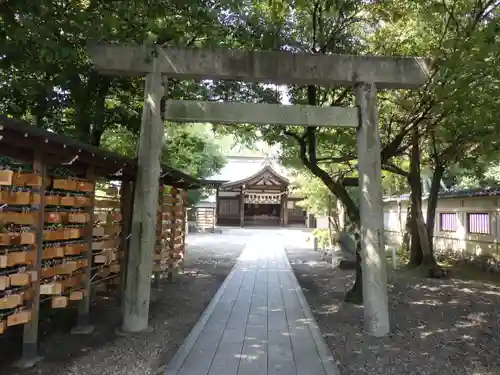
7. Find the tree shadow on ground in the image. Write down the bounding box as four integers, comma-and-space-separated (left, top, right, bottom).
286, 246, 500, 375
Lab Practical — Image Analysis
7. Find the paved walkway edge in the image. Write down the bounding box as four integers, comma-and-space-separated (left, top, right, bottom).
163, 263, 239, 375
284, 255, 341, 375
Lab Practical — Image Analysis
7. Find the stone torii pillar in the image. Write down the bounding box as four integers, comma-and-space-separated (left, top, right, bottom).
355, 81, 388, 336
122, 71, 165, 333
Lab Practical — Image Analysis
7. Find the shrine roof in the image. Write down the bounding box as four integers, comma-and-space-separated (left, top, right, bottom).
207, 156, 288, 182
205, 156, 290, 189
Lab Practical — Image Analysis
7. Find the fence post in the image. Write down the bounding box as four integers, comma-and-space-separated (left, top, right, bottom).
180, 190, 187, 272
153, 183, 164, 288
71, 165, 95, 334
17, 153, 46, 368
119, 180, 133, 309
167, 188, 178, 281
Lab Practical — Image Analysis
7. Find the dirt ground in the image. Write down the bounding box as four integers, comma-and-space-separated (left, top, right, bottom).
0, 233, 244, 375
286, 245, 500, 375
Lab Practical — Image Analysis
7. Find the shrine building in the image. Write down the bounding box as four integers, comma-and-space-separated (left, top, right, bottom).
204, 156, 307, 227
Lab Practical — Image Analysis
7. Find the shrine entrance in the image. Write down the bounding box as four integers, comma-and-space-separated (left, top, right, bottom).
244, 190, 282, 226
244, 202, 280, 226
88, 43, 429, 337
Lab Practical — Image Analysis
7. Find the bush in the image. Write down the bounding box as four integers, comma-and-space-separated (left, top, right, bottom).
311, 228, 338, 250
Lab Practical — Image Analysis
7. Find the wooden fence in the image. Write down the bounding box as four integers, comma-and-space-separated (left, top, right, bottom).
154, 186, 187, 281
194, 206, 216, 232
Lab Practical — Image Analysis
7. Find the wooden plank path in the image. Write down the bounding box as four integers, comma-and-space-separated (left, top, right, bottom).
164, 235, 340, 375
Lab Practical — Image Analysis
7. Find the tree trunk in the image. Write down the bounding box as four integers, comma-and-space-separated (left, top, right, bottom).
345, 245, 363, 305
414, 204, 437, 267
426, 164, 445, 249
90, 77, 111, 146
72, 73, 97, 143
406, 128, 442, 275
408, 127, 424, 267
293, 85, 363, 304
408, 184, 423, 267
301, 149, 363, 303
401, 202, 411, 253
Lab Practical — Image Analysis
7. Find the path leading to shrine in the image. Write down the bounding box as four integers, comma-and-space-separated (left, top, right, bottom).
165, 228, 339, 375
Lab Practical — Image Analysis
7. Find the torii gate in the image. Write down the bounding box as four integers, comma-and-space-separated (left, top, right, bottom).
88, 43, 428, 337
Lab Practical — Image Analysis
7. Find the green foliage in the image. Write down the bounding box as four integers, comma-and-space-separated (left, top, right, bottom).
448, 160, 500, 189
100, 122, 226, 206
162, 124, 226, 179
99, 127, 139, 157
289, 171, 334, 216
369, 0, 500, 176
311, 228, 332, 249
0, 0, 277, 142
162, 124, 226, 206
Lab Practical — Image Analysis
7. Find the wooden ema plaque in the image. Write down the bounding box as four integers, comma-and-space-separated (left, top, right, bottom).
0, 170, 14, 186
69, 290, 84, 301
0, 211, 39, 225
77, 181, 94, 193
0, 254, 7, 268
12, 172, 43, 187
42, 246, 65, 260
51, 296, 68, 309
0, 294, 23, 309
0, 232, 36, 247
6, 250, 35, 267
0, 191, 31, 205
0, 275, 9, 291
9, 273, 30, 286
40, 282, 63, 295
7, 309, 31, 327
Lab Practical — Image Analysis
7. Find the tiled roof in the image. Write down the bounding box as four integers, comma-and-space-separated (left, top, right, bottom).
384, 187, 500, 202
207, 156, 289, 183
439, 187, 500, 198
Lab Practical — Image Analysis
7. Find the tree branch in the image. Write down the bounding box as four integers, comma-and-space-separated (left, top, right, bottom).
283, 130, 301, 142
316, 155, 357, 163
311, 1, 321, 52
382, 163, 409, 177
331, 88, 350, 106
287, 125, 360, 224
341, 177, 358, 187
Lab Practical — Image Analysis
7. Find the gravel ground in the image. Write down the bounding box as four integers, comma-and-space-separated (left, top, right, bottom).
286, 245, 500, 375
0, 233, 244, 375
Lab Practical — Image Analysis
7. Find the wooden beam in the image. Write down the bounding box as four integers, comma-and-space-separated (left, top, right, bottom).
153, 183, 164, 287
19, 152, 45, 368
71, 165, 96, 335
88, 43, 430, 89
119, 180, 134, 310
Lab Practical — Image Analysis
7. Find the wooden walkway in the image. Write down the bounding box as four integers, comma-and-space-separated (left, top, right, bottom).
164, 236, 339, 375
